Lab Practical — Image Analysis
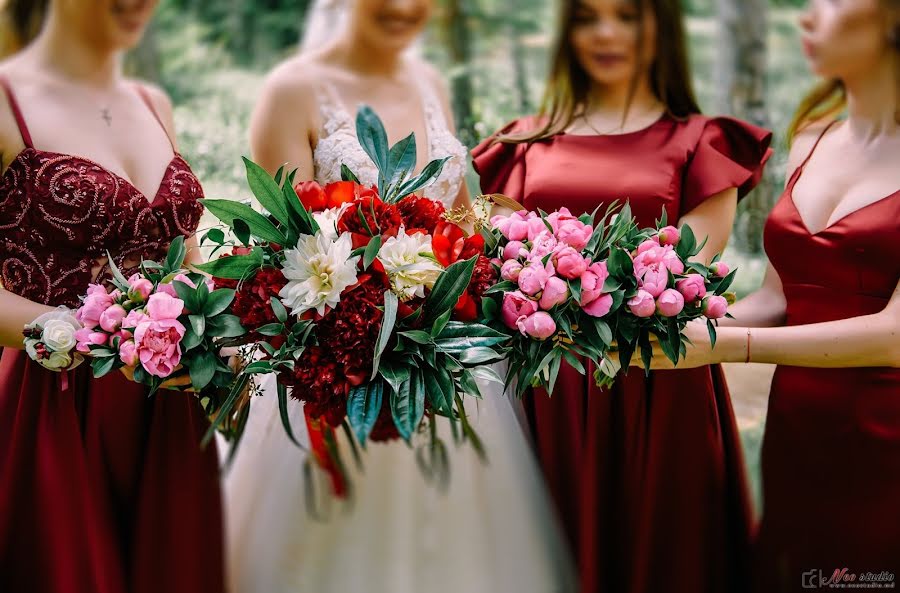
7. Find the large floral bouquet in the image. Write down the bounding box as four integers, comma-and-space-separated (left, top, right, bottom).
481, 202, 735, 395
197, 107, 506, 489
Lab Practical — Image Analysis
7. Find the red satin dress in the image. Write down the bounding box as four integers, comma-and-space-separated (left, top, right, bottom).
473, 114, 772, 593
755, 123, 900, 592
0, 79, 225, 593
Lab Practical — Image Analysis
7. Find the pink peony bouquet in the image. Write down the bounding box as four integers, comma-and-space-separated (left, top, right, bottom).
481, 203, 736, 395
72, 236, 246, 396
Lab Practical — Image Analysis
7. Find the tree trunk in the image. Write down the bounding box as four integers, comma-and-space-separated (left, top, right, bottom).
715, 0, 772, 254
443, 0, 478, 147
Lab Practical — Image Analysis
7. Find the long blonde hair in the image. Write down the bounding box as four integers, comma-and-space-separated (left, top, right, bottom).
0, 0, 48, 58
503, 0, 700, 144
788, 1, 900, 143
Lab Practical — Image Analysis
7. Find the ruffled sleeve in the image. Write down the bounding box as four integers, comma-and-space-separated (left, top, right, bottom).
681, 116, 773, 214
471, 117, 539, 203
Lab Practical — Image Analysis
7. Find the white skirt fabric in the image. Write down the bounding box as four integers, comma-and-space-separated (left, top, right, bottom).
220, 368, 577, 593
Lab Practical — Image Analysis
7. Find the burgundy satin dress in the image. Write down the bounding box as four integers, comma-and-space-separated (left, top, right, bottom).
473, 114, 772, 593
0, 79, 225, 593
755, 124, 900, 592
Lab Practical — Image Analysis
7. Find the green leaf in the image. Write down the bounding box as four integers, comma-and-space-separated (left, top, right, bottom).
270, 297, 288, 323
430, 308, 452, 337
341, 164, 360, 183
283, 179, 319, 236
199, 199, 287, 246
276, 381, 303, 448
484, 280, 518, 296
590, 317, 613, 346
165, 235, 187, 272
256, 322, 285, 336
562, 349, 586, 375
202, 228, 225, 245
568, 278, 582, 304
434, 334, 507, 353
390, 369, 425, 442
189, 350, 217, 390
458, 347, 503, 365
481, 296, 499, 320
104, 250, 131, 291
458, 368, 482, 398
243, 157, 291, 227
399, 330, 432, 344
395, 157, 450, 201
386, 132, 417, 192
189, 314, 205, 337
273, 165, 285, 186
172, 279, 200, 314
424, 256, 477, 325
707, 319, 718, 350
206, 314, 245, 338
422, 366, 455, 415
193, 252, 263, 280
92, 355, 118, 378
233, 219, 251, 245
363, 235, 382, 270
676, 224, 697, 260
378, 361, 411, 394
204, 288, 235, 317
348, 381, 384, 445
372, 290, 398, 376
181, 325, 202, 351
608, 248, 634, 278
356, 106, 390, 193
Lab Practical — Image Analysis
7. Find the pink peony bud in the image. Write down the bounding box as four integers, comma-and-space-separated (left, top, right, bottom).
702, 295, 729, 319
539, 276, 570, 310
583, 293, 614, 318
119, 339, 139, 367
555, 219, 594, 251
709, 261, 730, 277
526, 217, 550, 241
501, 291, 539, 330
146, 292, 185, 321
661, 249, 685, 275
553, 247, 589, 280
501, 260, 524, 282
636, 237, 660, 255
127, 274, 154, 302
627, 290, 657, 318
503, 241, 527, 261
518, 261, 552, 296
675, 273, 707, 302
516, 312, 557, 340
657, 225, 680, 246
580, 261, 610, 307
99, 304, 127, 333
656, 288, 685, 317
638, 267, 668, 298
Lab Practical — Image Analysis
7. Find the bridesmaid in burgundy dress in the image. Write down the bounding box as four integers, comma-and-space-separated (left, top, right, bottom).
472, 0, 771, 591
645, 1, 900, 590
0, 2, 224, 592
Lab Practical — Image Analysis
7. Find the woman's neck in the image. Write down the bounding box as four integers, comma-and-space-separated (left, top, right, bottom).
585, 78, 661, 116
27, 12, 121, 90
843, 55, 899, 143
332, 35, 405, 81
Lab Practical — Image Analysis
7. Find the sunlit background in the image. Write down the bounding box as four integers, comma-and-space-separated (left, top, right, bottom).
130, 0, 816, 512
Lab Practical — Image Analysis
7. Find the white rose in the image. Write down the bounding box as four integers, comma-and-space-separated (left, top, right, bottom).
42, 319, 77, 352
38, 351, 72, 371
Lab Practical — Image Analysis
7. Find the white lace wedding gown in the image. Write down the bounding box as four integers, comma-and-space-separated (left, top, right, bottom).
221, 76, 577, 593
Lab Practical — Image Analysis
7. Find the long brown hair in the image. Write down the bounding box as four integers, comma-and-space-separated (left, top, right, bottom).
788, 1, 900, 143
505, 0, 701, 144
0, 0, 48, 58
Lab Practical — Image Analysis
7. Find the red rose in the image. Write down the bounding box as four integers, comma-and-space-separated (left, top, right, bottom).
337, 196, 403, 249
396, 195, 446, 234
294, 180, 378, 213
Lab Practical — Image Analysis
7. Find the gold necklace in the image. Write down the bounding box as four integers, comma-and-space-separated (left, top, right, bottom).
578, 102, 664, 136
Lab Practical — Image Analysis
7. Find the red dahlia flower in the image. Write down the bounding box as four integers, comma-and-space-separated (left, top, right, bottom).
337, 196, 403, 249
396, 194, 446, 235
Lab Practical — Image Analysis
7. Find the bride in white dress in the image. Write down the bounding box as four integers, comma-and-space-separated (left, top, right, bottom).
221, 1, 576, 591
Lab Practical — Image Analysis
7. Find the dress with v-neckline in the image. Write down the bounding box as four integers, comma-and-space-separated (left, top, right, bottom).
0, 75, 224, 593
756, 121, 900, 591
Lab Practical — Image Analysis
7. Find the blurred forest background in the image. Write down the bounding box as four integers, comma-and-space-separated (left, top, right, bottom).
128, 0, 815, 509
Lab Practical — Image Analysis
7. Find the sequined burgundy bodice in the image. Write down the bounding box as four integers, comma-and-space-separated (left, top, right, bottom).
0, 80, 204, 308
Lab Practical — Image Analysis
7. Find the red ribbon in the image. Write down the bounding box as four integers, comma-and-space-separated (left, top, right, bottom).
303, 409, 348, 499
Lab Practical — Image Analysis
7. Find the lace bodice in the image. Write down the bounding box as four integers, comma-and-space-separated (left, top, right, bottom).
312, 77, 468, 208
0, 80, 204, 308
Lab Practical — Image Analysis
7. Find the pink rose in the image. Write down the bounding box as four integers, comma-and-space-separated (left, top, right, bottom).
133, 318, 186, 378
638, 267, 668, 298
146, 292, 185, 321
539, 276, 570, 310
553, 247, 588, 280
500, 260, 524, 282
702, 295, 728, 319
518, 261, 552, 296
516, 312, 557, 340
710, 261, 730, 277
555, 219, 593, 251
119, 339, 139, 367
502, 241, 527, 261
580, 261, 610, 306
657, 225, 680, 246
583, 293, 614, 318
501, 290, 539, 329
656, 288, 685, 317
99, 304, 127, 333
675, 273, 707, 302
627, 290, 656, 318
127, 274, 153, 302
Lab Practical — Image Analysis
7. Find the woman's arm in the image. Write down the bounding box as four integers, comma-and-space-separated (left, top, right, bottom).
716, 262, 788, 328
678, 187, 737, 265
646, 277, 900, 370
422, 62, 471, 211
0, 288, 55, 349
249, 62, 317, 178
